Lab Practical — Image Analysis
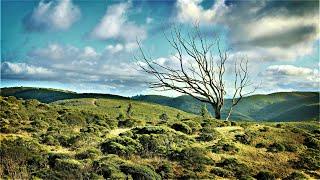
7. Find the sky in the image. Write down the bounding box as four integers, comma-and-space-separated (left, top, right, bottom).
1, 0, 319, 97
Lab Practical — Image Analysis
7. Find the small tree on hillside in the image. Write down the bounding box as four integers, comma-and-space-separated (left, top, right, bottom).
200, 104, 210, 118
126, 103, 133, 118
136, 24, 256, 120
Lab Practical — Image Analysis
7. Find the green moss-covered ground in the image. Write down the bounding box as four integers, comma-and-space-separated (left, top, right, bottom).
1, 96, 319, 179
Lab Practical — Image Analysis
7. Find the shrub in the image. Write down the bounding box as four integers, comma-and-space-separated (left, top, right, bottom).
283, 171, 308, 180
284, 144, 298, 152
197, 133, 216, 141
276, 124, 282, 128
259, 126, 270, 132
267, 143, 286, 152
156, 162, 173, 178
133, 126, 167, 134
255, 143, 267, 148
255, 171, 276, 180
294, 149, 320, 170
231, 121, 237, 126
303, 136, 320, 150
216, 158, 250, 178
75, 148, 101, 160
171, 122, 192, 134
42, 135, 59, 146
159, 113, 168, 121
120, 163, 161, 180
211, 140, 239, 154
118, 118, 135, 128
126, 103, 133, 118
183, 120, 202, 133
235, 134, 251, 144
200, 105, 211, 118
210, 167, 233, 178
170, 147, 213, 171
58, 112, 86, 126
101, 136, 142, 157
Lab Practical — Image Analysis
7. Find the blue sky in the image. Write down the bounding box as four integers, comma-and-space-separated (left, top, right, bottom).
1, 0, 319, 97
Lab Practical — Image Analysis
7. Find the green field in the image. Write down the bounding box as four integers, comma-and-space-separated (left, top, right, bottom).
1, 93, 319, 179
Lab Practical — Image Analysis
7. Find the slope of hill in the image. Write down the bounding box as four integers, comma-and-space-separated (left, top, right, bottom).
1, 87, 319, 121
1, 95, 319, 179
0, 87, 128, 103
133, 92, 320, 121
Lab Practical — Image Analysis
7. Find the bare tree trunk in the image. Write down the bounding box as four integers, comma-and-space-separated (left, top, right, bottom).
226, 106, 233, 121
213, 104, 222, 119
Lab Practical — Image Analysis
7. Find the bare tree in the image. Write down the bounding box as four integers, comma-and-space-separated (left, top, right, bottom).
225, 57, 258, 121
135, 25, 255, 120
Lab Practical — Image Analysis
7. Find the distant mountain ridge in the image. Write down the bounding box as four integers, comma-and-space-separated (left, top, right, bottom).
0, 87, 128, 103
133, 92, 320, 121
1, 87, 319, 121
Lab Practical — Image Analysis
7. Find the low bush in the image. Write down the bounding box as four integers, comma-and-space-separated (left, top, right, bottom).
75, 148, 101, 160
216, 158, 250, 178
42, 135, 60, 146
133, 126, 167, 134
183, 120, 202, 133
101, 136, 142, 157
303, 136, 320, 150
267, 143, 286, 152
255, 143, 267, 148
259, 126, 270, 132
170, 147, 213, 171
210, 167, 233, 178
284, 144, 298, 152
283, 171, 308, 180
235, 134, 251, 144
255, 171, 276, 180
120, 163, 161, 180
171, 122, 192, 134
156, 162, 173, 179
293, 149, 320, 170
211, 140, 239, 154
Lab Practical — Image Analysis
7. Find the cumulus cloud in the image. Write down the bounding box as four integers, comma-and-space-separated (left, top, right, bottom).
176, 0, 226, 24
1, 62, 56, 80
23, 0, 80, 31
2, 43, 149, 94
90, 2, 147, 43
261, 64, 320, 91
175, 0, 319, 62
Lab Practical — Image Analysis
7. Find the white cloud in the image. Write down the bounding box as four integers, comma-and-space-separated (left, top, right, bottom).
106, 44, 124, 54
1, 62, 55, 77
90, 3, 147, 42
261, 64, 320, 91
24, 0, 80, 31
176, 0, 226, 24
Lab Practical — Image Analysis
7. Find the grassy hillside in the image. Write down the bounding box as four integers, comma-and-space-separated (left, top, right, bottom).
0, 87, 128, 103
1, 95, 320, 179
134, 92, 320, 121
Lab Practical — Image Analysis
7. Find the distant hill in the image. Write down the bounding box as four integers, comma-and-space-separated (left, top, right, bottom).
0, 87, 128, 103
1, 87, 319, 121
133, 92, 320, 121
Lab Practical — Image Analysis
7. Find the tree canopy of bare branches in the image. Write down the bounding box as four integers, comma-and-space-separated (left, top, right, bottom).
135, 24, 256, 120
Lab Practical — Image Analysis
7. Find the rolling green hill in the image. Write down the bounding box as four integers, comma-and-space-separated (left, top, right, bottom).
0, 87, 128, 103
1, 87, 319, 121
134, 92, 320, 121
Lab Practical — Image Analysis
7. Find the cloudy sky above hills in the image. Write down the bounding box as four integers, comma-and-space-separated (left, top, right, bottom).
1, 0, 319, 96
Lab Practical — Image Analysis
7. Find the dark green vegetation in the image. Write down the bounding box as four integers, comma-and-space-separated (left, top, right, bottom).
1, 94, 319, 179
0, 87, 128, 103
134, 92, 320, 121
2, 87, 318, 121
